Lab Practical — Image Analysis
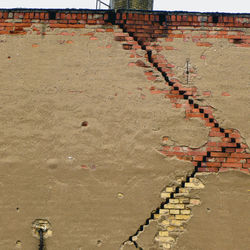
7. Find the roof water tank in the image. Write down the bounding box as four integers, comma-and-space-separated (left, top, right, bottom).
110, 0, 154, 10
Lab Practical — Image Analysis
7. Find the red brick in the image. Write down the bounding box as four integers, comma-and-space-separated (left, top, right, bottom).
71, 13, 77, 19
68, 24, 85, 28
147, 76, 157, 81
40, 12, 45, 19
231, 153, 250, 158
196, 42, 212, 47
177, 15, 182, 21
207, 147, 222, 152
209, 131, 224, 137
87, 20, 97, 25
243, 163, 250, 168
0, 23, 14, 27
198, 167, 219, 172
202, 91, 211, 96
49, 24, 69, 28
218, 142, 237, 147
206, 162, 221, 167
240, 168, 250, 174
222, 163, 242, 168
69, 20, 77, 24
211, 152, 230, 157
14, 23, 31, 27
165, 46, 175, 50
221, 91, 230, 96
229, 133, 241, 138
105, 28, 114, 32
225, 148, 236, 153
122, 13, 127, 20
186, 113, 204, 118
0, 30, 9, 34
24, 13, 30, 19
82, 14, 87, 20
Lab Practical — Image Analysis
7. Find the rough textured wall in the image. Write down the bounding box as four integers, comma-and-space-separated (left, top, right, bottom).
0, 9, 249, 250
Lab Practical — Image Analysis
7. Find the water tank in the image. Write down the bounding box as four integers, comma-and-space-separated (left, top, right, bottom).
110, 0, 154, 10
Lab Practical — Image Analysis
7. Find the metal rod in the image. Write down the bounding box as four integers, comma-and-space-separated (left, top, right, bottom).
186, 58, 190, 84
98, 0, 110, 8
39, 229, 44, 250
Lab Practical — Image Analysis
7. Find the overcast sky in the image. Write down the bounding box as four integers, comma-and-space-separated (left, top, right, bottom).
0, 0, 249, 13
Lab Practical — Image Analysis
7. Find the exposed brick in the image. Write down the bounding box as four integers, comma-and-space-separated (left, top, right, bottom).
198, 167, 219, 172
196, 42, 213, 47
221, 92, 230, 96
231, 153, 250, 158
211, 152, 230, 157
222, 163, 242, 168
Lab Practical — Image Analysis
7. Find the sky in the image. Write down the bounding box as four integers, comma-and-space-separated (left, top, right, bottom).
0, 0, 249, 13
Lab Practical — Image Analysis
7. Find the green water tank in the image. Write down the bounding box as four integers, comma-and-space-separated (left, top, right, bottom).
111, 0, 154, 10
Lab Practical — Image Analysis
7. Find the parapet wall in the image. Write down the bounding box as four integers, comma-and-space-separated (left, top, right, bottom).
0, 9, 250, 27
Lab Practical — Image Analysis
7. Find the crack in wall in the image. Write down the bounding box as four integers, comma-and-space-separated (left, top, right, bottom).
114, 15, 250, 249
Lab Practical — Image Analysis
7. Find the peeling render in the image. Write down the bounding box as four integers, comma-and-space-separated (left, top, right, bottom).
0, 9, 249, 250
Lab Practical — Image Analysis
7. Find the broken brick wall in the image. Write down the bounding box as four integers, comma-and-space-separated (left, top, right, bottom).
0, 9, 249, 250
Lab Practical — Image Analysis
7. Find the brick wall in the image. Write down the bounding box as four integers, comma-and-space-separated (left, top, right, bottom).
0, 8, 249, 250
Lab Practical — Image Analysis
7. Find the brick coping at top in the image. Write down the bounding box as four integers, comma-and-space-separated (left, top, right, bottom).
0, 9, 249, 26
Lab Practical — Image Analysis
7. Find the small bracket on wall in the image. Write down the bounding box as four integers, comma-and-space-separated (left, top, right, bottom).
32, 219, 52, 250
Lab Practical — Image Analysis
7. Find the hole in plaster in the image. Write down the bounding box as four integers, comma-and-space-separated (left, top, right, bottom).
233, 38, 243, 44
212, 15, 219, 23
117, 193, 124, 199
48, 11, 57, 20
15, 240, 22, 248
159, 14, 165, 25
107, 12, 116, 25
96, 240, 102, 247
81, 121, 88, 127
8, 56, 11, 59
16, 207, 20, 212
207, 208, 211, 213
